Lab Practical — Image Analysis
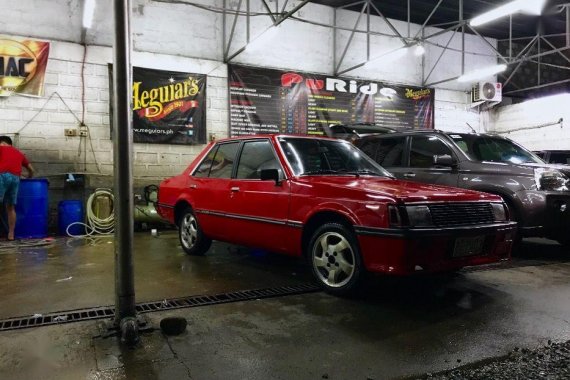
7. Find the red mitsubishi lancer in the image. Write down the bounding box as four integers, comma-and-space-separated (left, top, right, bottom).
157, 135, 516, 295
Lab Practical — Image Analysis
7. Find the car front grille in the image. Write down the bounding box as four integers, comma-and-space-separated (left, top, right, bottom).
428, 202, 495, 227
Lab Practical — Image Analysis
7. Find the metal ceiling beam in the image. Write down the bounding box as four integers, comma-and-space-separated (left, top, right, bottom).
503, 39, 537, 87
274, 0, 310, 26
414, 0, 444, 39
540, 36, 570, 66
504, 78, 570, 95
223, 0, 243, 61
368, 2, 408, 45
467, 24, 509, 64
335, 1, 368, 74
261, 0, 276, 23
423, 27, 459, 86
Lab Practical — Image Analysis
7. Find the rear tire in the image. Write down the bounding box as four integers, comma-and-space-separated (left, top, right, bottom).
307, 223, 363, 296
178, 207, 211, 256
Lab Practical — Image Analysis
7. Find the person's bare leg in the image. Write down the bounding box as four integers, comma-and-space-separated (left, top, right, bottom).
6, 204, 16, 240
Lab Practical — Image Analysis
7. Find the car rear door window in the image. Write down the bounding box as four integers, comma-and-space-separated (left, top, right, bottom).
364, 137, 406, 167
236, 140, 282, 179
208, 141, 239, 178
410, 136, 453, 168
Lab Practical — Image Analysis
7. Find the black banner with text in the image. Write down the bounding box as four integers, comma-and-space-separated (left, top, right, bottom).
110, 66, 206, 144
228, 64, 434, 137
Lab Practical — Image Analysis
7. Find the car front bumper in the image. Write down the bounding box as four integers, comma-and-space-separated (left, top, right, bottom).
355, 222, 517, 275
515, 190, 570, 241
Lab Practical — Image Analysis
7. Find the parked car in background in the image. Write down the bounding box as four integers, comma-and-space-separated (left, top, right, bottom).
158, 135, 516, 295
534, 150, 570, 166
355, 131, 570, 247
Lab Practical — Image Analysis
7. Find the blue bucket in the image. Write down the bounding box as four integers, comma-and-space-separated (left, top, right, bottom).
15, 178, 49, 239
58, 200, 84, 236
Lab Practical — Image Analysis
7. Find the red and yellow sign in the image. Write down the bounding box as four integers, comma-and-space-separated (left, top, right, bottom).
0, 37, 50, 97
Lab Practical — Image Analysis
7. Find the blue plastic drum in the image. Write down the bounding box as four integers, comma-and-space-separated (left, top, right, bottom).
14, 178, 49, 239
58, 200, 84, 236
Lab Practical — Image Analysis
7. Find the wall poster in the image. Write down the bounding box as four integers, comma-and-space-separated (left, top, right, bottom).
228, 64, 434, 137
109, 66, 207, 144
0, 36, 50, 97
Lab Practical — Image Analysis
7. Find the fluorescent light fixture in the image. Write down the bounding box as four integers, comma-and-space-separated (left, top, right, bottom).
83, 0, 96, 28
457, 64, 507, 83
470, 0, 546, 27
414, 44, 425, 56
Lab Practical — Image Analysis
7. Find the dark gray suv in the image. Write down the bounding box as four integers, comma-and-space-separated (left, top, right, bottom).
355, 131, 570, 246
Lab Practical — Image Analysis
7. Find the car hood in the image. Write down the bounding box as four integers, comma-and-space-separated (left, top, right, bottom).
296, 176, 501, 203
518, 162, 570, 177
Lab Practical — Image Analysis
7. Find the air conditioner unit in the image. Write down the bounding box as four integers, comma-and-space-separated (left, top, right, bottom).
472, 82, 502, 103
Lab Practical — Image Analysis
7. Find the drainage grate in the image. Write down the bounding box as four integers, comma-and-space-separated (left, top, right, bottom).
0, 283, 320, 332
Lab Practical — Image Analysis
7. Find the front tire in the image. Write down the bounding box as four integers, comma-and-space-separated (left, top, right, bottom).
179, 208, 211, 255
307, 223, 363, 296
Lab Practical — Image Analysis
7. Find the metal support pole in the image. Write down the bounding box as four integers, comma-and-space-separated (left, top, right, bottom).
333, 7, 337, 71
223, 0, 226, 60
366, 0, 370, 61
509, 15, 512, 61
407, 0, 410, 38
537, 33, 541, 85
567, 5, 570, 47
112, 0, 136, 325
460, 0, 464, 74
246, 0, 250, 44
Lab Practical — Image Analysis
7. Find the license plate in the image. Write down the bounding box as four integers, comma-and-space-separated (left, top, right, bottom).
453, 236, 485, 257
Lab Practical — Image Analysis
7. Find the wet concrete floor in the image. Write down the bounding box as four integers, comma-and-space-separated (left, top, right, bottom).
0, 233, 569, 379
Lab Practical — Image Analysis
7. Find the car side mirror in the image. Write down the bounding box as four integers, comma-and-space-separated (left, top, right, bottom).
260, 169, 281, 185
433, 154, 457, 167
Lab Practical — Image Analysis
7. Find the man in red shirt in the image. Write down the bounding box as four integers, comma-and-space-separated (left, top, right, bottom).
0, 136, 35, 241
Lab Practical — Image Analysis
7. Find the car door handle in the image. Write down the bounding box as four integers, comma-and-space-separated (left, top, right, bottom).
403, 173, 416, 178
190, 184, 197, 189
231, 187, 240, 192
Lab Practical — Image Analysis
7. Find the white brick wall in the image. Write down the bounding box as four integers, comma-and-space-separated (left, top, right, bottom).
0, 0, 496, 182
488, 94, 570, 151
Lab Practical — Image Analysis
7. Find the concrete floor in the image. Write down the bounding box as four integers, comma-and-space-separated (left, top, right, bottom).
0, 232, 569, 379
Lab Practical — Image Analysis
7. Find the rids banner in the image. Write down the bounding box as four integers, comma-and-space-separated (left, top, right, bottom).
112, 66, 206, 145
0, 37, 50, 97
228, 64, 434, 136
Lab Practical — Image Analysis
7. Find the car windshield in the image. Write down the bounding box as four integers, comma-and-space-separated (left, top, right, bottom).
449, 134, 544, 164
278, 137, 393, 177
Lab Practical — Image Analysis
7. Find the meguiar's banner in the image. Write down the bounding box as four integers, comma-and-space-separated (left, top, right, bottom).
0, 37, 50, 97
110, 66, 207, 144
228, 64, 434, 136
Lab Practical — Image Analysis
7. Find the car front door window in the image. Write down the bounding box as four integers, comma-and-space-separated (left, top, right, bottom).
410, 136, 453, 168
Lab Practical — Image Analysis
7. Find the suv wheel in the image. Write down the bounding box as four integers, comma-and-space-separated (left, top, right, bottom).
179, 207, 212, 255
307, 223, 363, 296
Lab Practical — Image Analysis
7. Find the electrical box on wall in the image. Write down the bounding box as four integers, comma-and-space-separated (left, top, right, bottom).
472, 82, 502, 103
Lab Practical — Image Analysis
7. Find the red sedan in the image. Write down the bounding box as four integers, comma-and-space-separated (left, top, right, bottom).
157, 135, 516, 295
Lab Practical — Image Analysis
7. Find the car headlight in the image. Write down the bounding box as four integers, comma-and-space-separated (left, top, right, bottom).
491, 203, 507, 222
405, 205, 433, 227
534, 168, 569, 191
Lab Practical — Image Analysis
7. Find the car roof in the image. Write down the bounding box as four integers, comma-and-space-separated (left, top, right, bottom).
357, 130, 508, 140
214, 134, 341, 143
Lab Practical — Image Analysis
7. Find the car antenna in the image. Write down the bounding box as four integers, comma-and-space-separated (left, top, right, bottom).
466, 122, 477, 133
